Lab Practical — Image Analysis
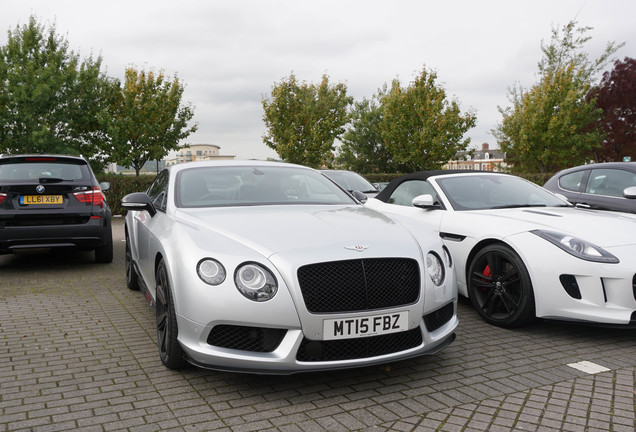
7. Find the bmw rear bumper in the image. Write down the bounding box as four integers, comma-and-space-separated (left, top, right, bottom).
0, 217, 110, 253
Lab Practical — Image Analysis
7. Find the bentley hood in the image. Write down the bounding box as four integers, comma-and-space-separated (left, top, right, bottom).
175, 204, 433, 261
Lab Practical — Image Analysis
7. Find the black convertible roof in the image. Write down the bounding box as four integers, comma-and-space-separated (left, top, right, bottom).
375, 170, 499, 203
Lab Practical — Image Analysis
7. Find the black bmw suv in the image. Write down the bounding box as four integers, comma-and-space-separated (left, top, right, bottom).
0, 154, 113, 263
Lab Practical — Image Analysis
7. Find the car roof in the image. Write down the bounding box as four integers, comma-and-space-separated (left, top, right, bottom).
555, 162, 636, 174
0, 153, 88, 165
375, 170, 500, 202
0, 154, 87, 162
167, 159, 313, 174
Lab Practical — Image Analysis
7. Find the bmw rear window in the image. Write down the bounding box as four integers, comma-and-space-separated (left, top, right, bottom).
0, 159, 90, 182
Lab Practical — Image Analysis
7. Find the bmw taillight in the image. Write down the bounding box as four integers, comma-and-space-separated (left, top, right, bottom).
74, 187, 105, 207
0, 193, 6, 205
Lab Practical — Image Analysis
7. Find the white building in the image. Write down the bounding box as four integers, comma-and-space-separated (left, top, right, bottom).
444, 143, 507, 172
165, 144, 235, 166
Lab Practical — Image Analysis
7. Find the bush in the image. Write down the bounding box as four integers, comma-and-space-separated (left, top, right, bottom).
97, 173, 154, 216
364, 171, 555, 186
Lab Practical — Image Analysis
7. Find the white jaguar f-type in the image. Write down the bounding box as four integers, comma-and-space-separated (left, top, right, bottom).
365, 171, 636, 328
121, 161, 457, 373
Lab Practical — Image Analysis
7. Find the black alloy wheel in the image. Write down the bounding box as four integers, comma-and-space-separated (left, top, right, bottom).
155, 259, 187, 369
467, 243, 535, 327
125, 233, 139, 291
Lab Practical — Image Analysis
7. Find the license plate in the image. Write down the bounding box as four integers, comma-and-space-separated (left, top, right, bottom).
19, 195, 63, 205
323, 311, 408, 340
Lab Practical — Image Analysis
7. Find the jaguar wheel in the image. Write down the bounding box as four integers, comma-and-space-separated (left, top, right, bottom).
467, 243, 535, 328
155, 259, 187, 369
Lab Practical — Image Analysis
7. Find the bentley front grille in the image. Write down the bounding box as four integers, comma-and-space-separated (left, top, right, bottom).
297, 258, 420, 313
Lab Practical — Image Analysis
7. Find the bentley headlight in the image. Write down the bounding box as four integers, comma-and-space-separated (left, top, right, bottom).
235, 262, 278, 301
426, 252, 445, 286
197, 258, 226, 285
531, 230, 619, 263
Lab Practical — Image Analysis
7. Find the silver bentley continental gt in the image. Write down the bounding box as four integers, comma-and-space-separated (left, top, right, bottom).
122, 161, 458, 374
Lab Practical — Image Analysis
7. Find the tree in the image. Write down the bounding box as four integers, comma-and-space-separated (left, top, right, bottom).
494, 21, 623, 173
337, 90, 408, 173
590, 57, 636, 161
0, 16, 112, 166
379, 67, 477, 171
337, 94, 387, 173
262, 73, 352, 168
107, 67, 197, 176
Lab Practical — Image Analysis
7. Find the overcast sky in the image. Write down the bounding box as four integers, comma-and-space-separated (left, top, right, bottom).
2, 0, 635, 160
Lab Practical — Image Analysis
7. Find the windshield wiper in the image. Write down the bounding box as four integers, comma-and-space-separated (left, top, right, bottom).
490, 204, 547, 209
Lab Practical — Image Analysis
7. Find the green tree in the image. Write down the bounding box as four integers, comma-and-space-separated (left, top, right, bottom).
494, 21, 623, 173
0, 16, 112, 167
337, 90, 407, 173
262, 73, 352, 168
107, 67, 197, 176
379, 67, 477, 172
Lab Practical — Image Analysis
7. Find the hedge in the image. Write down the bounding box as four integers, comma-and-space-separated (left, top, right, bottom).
97, 173, 154, 216
363, 172, 555, 185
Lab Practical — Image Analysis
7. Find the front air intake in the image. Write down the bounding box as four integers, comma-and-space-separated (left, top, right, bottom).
559, 274, 582, 299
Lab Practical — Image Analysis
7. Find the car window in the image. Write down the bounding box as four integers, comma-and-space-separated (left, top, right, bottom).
0, 161, 88, 181
176, 166, 356, 208
147, 170, 169, 211
558, 171, 585, 192
436, 175, 566, 210
586, 168, 636, 197
322, 171, 377, 193
387, 180, 436, 206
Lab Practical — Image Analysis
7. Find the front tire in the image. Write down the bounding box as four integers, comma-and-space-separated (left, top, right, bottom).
155, 259, 186, 369
125, 233, 139, 291
467, 243, 535, 328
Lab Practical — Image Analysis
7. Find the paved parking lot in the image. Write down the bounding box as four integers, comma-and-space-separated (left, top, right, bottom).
1, 217, 635, 432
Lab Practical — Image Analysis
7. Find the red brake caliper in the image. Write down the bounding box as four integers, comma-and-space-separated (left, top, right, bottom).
481, 265, 491, 291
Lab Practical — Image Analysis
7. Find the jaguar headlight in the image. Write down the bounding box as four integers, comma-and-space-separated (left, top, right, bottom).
234, 262, 278, 301
426, 252, 445, 286
531, 230, 619, 263
197, 258, 226, 285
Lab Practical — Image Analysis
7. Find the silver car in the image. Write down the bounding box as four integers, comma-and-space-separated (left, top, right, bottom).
122, 161, 457, 374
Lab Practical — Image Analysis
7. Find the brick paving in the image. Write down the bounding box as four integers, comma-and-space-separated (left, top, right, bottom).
1, 217, 634, 432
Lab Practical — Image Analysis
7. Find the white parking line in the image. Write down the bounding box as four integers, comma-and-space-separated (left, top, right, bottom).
567, 360, 610, 374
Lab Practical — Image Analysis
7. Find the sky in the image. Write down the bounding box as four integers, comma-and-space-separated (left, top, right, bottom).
2, 0, 635, 161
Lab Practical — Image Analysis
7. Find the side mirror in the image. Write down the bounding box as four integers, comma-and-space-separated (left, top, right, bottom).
121, 192, 157, 216
100, 181, 111, 192
351, 190, 368, 203
412, 194, 439, 209
623, 186, 636, 199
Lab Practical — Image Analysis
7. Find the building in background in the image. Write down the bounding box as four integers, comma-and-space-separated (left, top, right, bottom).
165, 144, 235, 166
444, 143, 506, 171
107, 144, 236, 174
106, 159, 166, 175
